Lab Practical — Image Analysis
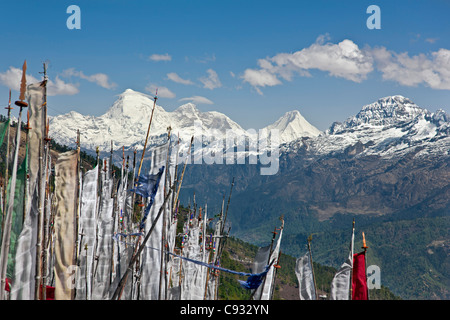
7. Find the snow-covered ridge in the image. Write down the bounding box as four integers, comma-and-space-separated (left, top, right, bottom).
49, 90, 449, 162
49, 88, 321, 152
285, 95, 449, 159
328, 95, 427, 134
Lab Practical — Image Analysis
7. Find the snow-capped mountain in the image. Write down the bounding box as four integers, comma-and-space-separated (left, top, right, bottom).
49, 90, 448, 165
49, 88, 321, 153
263, 110, 321, 144
284, 95, 449, 159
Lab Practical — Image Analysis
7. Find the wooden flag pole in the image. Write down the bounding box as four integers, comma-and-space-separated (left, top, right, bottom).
2, 89, 12, 220
307, 234, 318, 300
349, 218, 355, 300
136, 90, 158, 184
173, 136, 194, 207
0, 61, 28, 300
220, 177, 234, 235
0, 103, 25, 300
158, 126, 172, 300
36, 64, 49, 300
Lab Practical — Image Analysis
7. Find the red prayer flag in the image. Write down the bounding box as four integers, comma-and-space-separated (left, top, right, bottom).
4, 278, 11, 292
38, 284, 55, 300
45, 286, 55, 300
352, 251, 368, 300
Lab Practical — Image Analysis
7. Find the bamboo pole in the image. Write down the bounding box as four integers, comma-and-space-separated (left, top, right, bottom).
349, 218, 355, 300
136, 91, 158, 184
0, 82, 27, 300
307, 234, 318, 300
22, 112, 30, 233
69, 131, 81, 300
158, 127, 172, 300
36, 67, 49, 300
171, 133, 180, 215
220, 177, 234, 235
43, 149, 51, 300
2, 89, 12, 220
34, 139, 44, 299
173, 136, 194, 207
42, 112, 52, 299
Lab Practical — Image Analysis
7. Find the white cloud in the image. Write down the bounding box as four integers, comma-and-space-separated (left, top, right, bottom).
241, 68, 282, 95
62, 68, 117, 89
199, 69, 222, 90
145, 84, 176, 99
0, 66, 39, 91
167, 72, 194, 85
371, 47, 450, 90
0, 66, 79, 96
241, 34, 450, 93
179, 96, 214, 105
242, 36, 374, 93
47, 76, 80, 96
148, 53, 172, 62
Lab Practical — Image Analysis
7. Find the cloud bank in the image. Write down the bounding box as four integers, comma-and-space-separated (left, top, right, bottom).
63, 68, 117, 89
0, 66, 79, 96
241, 35, 450, 94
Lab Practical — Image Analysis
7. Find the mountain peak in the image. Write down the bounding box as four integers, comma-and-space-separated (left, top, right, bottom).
362, 95, 423, 114
335, 95, 428, 132
375, 95, 412, 105
175, 103, 199, 114
121, 88, 154, 97
104, 89, 159, 121
123, 88, 137, 94
264, 109, 321, 144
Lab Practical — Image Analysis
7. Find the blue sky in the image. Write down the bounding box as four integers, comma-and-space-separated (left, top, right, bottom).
0, 0, 449, 131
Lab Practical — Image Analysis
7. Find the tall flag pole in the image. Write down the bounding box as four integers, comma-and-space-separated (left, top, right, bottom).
23, 111, 31, 223
173, 136, 194, 208
136, 89, 158, 184
159, 126, 172, 300
35, 62, 49, 300
2, 89, 12, 218
0, 61, 28, 300
307, 234, 318, 299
